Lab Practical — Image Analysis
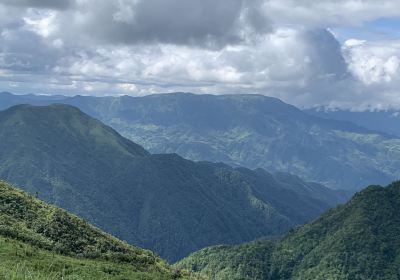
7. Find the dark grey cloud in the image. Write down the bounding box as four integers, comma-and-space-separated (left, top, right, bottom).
125, 0, 243, 46
53, 0, 258, 48
2, 0, 74, 10
304, 30, 349, 79
0, 27, 61, 72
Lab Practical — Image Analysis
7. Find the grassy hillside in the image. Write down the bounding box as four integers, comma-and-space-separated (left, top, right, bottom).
0, 180, 201, 280
0, 104, 345, 262
177, 181, 400, 280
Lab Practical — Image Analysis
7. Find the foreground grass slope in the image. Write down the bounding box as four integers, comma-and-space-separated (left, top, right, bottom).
0, 104, 345, 261
177, 181, 400, 280
0, 181, 200, 280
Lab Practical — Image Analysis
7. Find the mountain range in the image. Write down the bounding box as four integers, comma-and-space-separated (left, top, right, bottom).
177, 181, 400, 280
1, 91, 400, 190
0, 103, 344, 262
1, 92, 400, 278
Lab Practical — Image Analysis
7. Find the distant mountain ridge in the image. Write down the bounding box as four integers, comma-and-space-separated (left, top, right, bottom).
177, 181, 400, 279
306, 107, 400, 137
0, 103, 343, 262
1, 91, 400, 190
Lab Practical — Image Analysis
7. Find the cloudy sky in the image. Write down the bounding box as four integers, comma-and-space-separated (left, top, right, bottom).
1, 0, 400, 110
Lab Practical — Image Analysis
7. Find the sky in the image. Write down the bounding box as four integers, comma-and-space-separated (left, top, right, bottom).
1, 0, 400, 110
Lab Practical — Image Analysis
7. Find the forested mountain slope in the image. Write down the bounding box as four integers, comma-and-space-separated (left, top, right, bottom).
0, 180, 199, 280
177, 181, 400, 280
0, 104, 344, 261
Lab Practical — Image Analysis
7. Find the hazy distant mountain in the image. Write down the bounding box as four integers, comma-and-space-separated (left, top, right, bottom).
0, 91, 66, 107
0, 104, 342, 262
306, 107, 400, 137
0, 180, 191, 280
2, 92, 400, 190
177, 181, 400, 279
